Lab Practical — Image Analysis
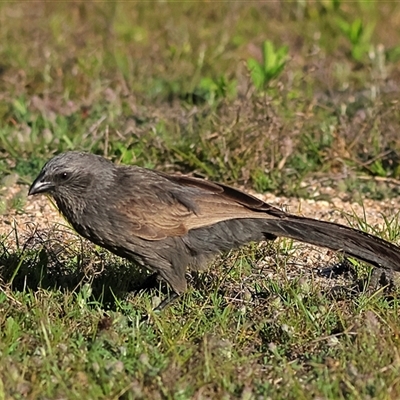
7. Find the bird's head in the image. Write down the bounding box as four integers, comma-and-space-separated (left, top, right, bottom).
28, 151, 115, 201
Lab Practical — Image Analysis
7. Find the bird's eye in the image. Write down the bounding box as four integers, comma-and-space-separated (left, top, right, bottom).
58, 172, 69, 180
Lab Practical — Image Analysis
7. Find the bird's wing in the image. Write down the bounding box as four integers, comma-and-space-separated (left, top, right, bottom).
115, 169, 284, 241
167, 174, 285, 214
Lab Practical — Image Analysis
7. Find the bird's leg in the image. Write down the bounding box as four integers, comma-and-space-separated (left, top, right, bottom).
139, 291, 180, 324
154, 291, 180, 312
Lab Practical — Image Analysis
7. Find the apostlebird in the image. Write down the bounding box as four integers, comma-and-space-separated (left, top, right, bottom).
29, 151, 400, 309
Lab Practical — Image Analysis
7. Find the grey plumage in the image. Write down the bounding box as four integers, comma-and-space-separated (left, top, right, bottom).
28, 151, 400, 306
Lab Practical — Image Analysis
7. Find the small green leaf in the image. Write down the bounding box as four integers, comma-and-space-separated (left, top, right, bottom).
247, 58, 266, 89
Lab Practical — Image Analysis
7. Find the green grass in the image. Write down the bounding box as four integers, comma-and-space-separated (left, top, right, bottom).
2, 235, 400, 399
2, 1, 400, 398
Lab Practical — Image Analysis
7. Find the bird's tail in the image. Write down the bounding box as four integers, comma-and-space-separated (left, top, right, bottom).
261, 214, 400, 271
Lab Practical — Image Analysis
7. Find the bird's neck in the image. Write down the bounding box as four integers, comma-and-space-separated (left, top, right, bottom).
53, 194, 87, 227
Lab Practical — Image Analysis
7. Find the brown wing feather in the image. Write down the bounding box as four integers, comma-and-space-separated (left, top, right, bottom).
116, 198, 192, 240
165, 173, 284, 214
115, 168, 281, 241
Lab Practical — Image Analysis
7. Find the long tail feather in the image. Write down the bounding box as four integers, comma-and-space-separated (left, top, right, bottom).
261, 215, 400, 270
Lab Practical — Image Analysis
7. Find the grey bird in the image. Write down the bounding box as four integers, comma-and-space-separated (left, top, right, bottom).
29, 151, 400, 309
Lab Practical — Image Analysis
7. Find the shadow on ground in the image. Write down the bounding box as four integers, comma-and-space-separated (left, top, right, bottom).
0, 225, 155, 308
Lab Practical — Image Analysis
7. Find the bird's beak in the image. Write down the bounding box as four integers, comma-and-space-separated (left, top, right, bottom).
28, 174, 54, 196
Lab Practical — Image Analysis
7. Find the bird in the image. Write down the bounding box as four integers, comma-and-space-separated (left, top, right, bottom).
28, 151, 400, 310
